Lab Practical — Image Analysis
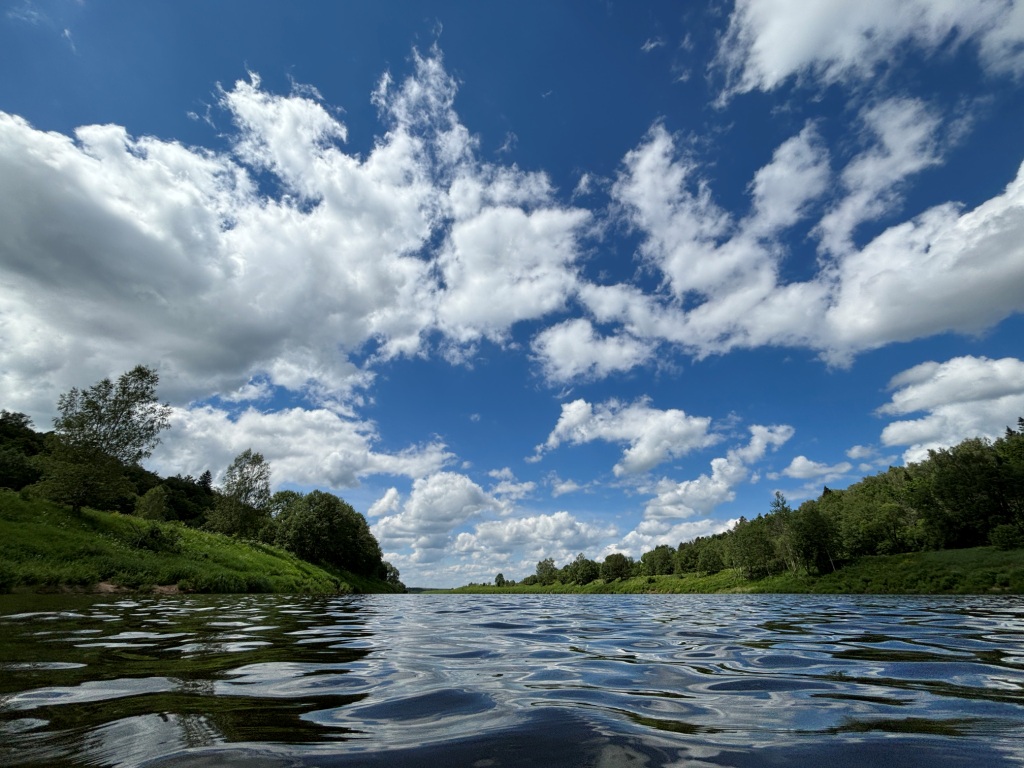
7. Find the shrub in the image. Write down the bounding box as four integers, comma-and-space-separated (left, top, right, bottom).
990, 524, 1024, 551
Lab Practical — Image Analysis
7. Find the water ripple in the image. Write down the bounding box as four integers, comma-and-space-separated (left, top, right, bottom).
0, 593, 1022, 767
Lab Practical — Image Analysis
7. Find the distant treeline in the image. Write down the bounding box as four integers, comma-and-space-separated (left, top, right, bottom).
0, 366, 401, 590
500, 419, 1024, 588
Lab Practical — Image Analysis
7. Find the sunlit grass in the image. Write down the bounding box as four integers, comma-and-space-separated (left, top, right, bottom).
0, 490, 357, 594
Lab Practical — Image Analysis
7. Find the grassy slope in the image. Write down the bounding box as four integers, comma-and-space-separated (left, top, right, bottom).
0, 490, 397, 594
446, 548, 1024, 595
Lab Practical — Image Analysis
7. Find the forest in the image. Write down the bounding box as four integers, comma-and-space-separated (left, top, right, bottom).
0, 365, 401, 590
500, 418, 1024, 589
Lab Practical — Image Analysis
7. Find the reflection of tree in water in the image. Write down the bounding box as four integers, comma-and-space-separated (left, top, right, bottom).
155, 596, 375, 747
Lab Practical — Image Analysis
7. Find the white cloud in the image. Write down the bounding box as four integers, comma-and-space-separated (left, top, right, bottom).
643, 424, 793, 520
780, 455, 854, 481
613, 123, 735, 299
548, 474, 584, 497
150, 405, 452, 490
372, 472, 499, 562
600, 113, 1024, 368
614, 517, 734, 559
823, 160, 1024, 357
532, 318, 656, 383
846, 444, 874, 460
453, 511, 616, 563
535, 397, 717, 475
746, 123, 831, 236
877, 355, 1024, 462
816, 98, 944, 255
715, 0, 1021, 97
435, 203, 590, 344
0, 48, 601, 426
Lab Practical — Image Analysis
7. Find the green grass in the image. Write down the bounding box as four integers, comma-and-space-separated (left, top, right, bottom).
445, 548, 1024, 595
0, 490, 390, 594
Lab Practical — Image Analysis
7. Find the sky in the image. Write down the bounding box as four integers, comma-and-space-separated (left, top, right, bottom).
2, 1, 1024, 587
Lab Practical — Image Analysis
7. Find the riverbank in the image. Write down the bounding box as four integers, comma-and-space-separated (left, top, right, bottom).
0, 490, 398, 594
442, 547, 1024, 595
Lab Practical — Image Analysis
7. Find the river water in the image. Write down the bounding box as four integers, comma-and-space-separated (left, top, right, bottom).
1, 593, 1022, 767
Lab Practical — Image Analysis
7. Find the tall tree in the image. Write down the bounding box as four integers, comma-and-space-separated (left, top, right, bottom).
207, 449, 272, 538
53, 365, 171, 466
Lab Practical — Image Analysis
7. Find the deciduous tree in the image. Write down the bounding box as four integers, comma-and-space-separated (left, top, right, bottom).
53, 365, 171, 466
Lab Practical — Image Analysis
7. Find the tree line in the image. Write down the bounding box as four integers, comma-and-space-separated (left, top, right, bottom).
504, 419, 1024, 587
0, 365, 402, 589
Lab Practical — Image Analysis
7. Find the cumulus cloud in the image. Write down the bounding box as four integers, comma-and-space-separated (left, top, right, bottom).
453, 511, 616, 563
150, 405, 451, 490
877, 355, 1024, 462
614, 517, 734, 559
532, 318, 655, 383
643, 424, 793, 520
0, 48, 593, 428
535, 397, 717, 475
715, 0, 1023, 97
822, 160, 1024, 357
594, 106, 1024, 367
372, 472, 499, 562
779, 455, 853, 481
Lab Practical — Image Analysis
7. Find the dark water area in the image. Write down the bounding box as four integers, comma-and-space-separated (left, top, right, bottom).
1, 593, 1022, 767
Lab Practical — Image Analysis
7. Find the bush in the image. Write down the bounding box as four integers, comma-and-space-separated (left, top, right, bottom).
990, 524, 1024, 551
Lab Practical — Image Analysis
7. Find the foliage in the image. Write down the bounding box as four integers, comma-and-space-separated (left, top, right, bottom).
53, 365, 171, 466
600, 552, 634, 581
206, 449, 272, 539
0, 490, 354, 594
274, 489, 386, 578
562, 552, 600, 584
29, 438, 136, 514
640, 544, 675, 576
0, 411, 44, 490
535, 557, 559, 585
136, 484, 172, 520
462, 418, 1024, 594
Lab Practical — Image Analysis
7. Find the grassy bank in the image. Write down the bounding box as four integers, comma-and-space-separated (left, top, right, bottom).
0, 490, 395, 594
445, 547, 1024, 595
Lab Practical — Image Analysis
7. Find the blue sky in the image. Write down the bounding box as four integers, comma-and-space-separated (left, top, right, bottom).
2, 1, 1024, 587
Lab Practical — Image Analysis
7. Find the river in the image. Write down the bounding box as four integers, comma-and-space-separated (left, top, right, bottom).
1, 593, 1022, 767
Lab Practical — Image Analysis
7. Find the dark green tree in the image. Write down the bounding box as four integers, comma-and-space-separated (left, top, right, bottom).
30, 437, 135, 514
600, 552, 633, 581
494, 572, 507, 587
640, 544, 675, 576
563, 552, 600, 584
275, 489, 384, 576
535, 557, 559, 585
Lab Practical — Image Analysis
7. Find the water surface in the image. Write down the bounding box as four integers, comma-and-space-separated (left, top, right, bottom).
1, 593, 1022, 766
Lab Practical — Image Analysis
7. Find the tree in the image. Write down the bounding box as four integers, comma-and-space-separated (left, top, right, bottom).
385, 562, 405, 590
535, 557, 559, 585
207, 449, 272, 538
53, 365, 171, 466
495, 572, 507, 588
640, 544, 675, 576
275, 489, 385, 576
136, 484, 172, 521
563, 552, 600, 584
30, 437, 135, 514
601, 552, 633, 581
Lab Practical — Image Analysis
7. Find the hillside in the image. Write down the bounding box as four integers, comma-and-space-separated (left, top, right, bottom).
0, 491, 400, 594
